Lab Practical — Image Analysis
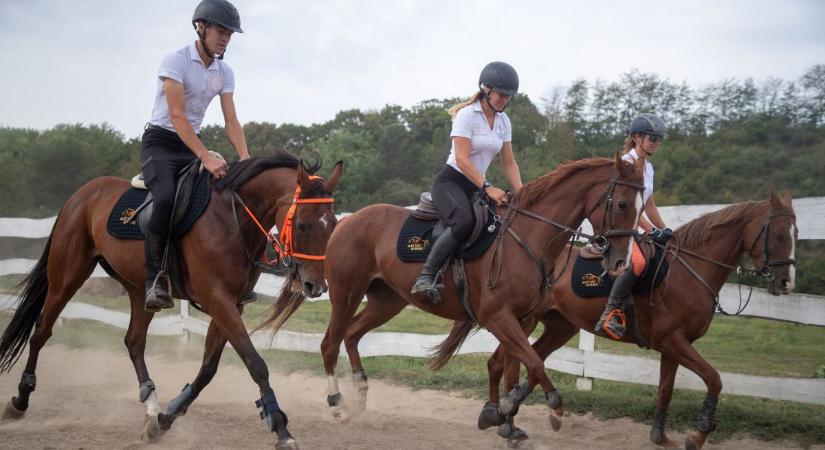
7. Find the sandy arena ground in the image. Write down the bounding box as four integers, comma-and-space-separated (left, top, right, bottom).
0, 344, 820, 450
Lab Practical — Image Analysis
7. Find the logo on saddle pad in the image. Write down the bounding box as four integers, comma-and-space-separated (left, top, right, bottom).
119, 208, 137, 225
581, 273, 602, 288
407, 236, 430, 252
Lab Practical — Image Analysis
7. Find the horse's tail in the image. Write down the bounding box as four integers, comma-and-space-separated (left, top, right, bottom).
0, 228, 55, 373
253, 277, 306, 334
429, 320, 478, 370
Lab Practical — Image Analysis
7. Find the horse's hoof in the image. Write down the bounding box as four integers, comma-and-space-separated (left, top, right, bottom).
478, 402, 505, 430
141, 414, 162, 442
330, 405, 349, 423
354, 385, 368, 413
3, 399, 25, 420
157, 413, 175, 431
276, 437, 299, 450
685, 432, 707, 450
549, 409, 563, 432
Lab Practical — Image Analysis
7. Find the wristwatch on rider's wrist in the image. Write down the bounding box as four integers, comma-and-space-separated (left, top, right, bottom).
482, 180, 491, 192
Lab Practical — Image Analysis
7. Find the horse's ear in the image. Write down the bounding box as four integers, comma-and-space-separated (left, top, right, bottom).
297, 160, 313, 191
615, 151, 633, 178
782, 189, 794, 209
323, 160, 344, 193
768, 182, 782, 209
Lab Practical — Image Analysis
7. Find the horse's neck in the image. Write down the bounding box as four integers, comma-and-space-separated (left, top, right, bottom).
679, 207, 762, 292
512, 176, 592, 260
236, 168, 296, 237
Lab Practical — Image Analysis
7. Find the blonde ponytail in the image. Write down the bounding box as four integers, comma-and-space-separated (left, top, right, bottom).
448, 91, 483, 120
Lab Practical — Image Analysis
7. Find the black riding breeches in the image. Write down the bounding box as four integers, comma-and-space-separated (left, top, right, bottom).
431, 165, 479, 242
139, 125, 198, 236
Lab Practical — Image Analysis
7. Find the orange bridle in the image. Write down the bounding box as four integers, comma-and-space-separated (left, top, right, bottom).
240, 176, 334, 264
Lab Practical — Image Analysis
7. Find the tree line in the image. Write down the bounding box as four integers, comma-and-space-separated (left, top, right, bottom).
1, 66, 823, 293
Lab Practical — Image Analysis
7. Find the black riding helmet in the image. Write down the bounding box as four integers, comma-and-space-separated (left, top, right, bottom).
628, 114, 666, 137
192, 0, 243, 33
479, 61, 519, 96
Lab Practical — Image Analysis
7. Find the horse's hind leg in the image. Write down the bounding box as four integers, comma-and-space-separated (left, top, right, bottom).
4, 241, 96, 419
119, 285, 164, 441
343, 282, 407, 415
158, 307, 241, 432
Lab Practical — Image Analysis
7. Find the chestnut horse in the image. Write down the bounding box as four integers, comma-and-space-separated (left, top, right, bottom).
479, 186, 797, 449
0, 151, 343, 450
263, 155, 645, 435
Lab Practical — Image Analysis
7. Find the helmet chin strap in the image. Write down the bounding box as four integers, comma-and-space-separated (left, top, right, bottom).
197, 26, 224, 61
481, 86, 507, 113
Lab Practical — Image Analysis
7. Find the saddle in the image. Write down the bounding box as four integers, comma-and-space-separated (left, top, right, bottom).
397, 191, 499, 322
571, 240, 669, 298
572, 240, 669, 348
397, 191, 498, 262
106, 157, 215, 301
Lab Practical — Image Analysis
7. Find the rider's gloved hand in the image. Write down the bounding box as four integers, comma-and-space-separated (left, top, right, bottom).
649, 227, 673, 245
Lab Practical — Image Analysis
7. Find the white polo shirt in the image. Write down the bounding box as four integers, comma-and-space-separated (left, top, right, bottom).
622, 148, 655, 204
148, 42, 235, 134
446, 100, 512, 177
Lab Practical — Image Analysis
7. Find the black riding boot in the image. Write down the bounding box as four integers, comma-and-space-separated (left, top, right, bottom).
410, 228, 460, 302
594, 269, 639, 340
144, 232, 173, 312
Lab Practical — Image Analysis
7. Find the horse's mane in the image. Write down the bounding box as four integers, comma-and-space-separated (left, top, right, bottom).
215, 150, 324, 195
674, 201, 765, 249
519, 158, 614, 209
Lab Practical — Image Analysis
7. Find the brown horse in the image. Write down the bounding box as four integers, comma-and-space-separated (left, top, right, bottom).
479, 186, 797, 449
0, 151, 343, 450
263, 155, 645, 433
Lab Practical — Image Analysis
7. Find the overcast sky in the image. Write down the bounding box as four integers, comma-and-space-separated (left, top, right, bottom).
1, 0, 824, 138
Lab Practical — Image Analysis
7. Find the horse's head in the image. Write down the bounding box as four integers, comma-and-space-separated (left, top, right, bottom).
279, 160, 343, 298
743, 185, 797, 296
586, 153, 646, 278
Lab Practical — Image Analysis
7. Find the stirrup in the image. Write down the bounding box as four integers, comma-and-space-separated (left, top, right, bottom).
144, 273, 174, 312
598, 309, 626, 340
411, 279, 444, 303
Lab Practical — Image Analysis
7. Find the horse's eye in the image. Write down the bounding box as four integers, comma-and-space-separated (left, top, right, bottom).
297, 223, 308, 232
618, 200, 628, 212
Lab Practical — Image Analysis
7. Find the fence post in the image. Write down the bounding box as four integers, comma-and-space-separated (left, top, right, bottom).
180, 300, 190, 345
576, 330, 594, 391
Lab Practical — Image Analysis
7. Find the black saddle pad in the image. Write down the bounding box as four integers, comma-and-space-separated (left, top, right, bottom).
571, 244, 669, 298
396, 212, 498, 262
106, 170, 211, 240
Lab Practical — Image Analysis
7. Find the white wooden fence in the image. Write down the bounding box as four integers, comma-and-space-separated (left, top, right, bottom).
1, 198, 824, 406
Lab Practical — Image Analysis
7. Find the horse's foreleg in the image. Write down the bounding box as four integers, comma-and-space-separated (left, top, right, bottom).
157, 312, 236, 432
321, 278, 366, 422
208, 297, 297, 450
482, 311, 564, 436
661, 338, 722, 450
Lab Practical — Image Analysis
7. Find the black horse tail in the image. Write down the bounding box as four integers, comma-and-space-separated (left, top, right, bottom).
0, 230, 54, 373
429, 320, 478, 370
253, 276, 306, 335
